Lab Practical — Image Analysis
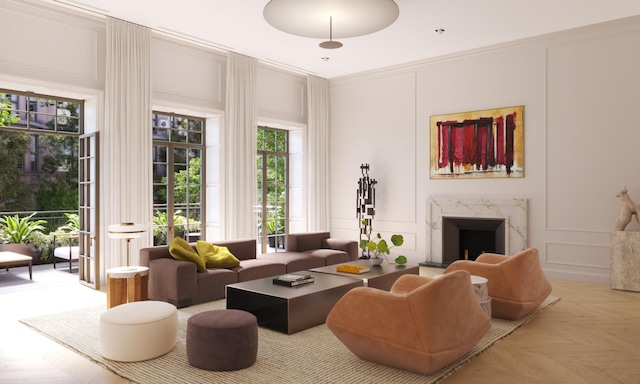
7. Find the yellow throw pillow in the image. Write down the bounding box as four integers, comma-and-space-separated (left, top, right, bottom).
169, 237, 206, 272
196, 241, 240, 269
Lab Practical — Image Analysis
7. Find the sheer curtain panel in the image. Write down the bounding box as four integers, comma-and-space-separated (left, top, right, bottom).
102, 18, 152, 276
224, 53, 258, 239
306, 75, 331, 231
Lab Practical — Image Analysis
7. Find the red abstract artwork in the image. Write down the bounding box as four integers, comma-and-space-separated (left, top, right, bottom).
430, 106, 524, 179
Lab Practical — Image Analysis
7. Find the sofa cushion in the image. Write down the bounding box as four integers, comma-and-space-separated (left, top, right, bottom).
258, 252, 325, 273
169, 237, 205, 272
304, 249, 350, 266
233, 259, 286, 282
196, 241, 240, 269
212, 239, 257, 261
286, 232, 330, 252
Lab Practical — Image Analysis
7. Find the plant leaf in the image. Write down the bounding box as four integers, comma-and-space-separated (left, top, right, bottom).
395, 255, 407, 264
390, 234, 404, 247
377, 239, 388, 253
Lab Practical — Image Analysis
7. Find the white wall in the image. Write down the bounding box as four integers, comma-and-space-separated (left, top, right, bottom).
329, 17, 640, 283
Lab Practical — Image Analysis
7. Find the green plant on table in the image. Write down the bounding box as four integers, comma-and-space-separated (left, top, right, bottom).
359, 222, 407, 264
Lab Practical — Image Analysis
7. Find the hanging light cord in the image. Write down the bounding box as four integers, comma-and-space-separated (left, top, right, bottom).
329, 16, 334, 42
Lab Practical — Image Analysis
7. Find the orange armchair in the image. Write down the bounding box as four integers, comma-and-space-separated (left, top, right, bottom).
326, 270, 490, 375
445, 248, 552, 320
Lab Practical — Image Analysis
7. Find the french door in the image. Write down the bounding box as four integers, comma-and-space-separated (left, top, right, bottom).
78, 132, 99, 289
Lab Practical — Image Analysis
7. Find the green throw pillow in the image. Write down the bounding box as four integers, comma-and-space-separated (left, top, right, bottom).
169, 237, 206, 272
196, 240, 240, 269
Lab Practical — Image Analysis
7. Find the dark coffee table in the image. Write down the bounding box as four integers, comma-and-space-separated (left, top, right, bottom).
226, 271, 362, 334
309, 259, 419, 291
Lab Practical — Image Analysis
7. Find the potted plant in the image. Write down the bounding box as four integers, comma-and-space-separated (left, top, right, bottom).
265, 219, 277, 248
0, 212, 50, 263
153, 210, 170, 245
359, 230, 407, 265
57, 212, 79, 233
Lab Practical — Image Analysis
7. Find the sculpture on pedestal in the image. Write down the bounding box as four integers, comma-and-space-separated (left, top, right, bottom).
614, 186, 640, 231
356, 164, 376, 259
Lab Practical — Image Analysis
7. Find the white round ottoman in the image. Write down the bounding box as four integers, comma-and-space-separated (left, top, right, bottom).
99, 300, 177, 362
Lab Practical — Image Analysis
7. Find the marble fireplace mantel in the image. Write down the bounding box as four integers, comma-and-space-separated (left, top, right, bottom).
425, 196, 528, 265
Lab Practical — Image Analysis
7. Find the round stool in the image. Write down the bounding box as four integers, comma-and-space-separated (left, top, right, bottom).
187, 309, 258, 371
99, 300, 177, 362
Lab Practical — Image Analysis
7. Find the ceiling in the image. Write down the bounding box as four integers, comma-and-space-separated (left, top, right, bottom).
47, 0, 640, 79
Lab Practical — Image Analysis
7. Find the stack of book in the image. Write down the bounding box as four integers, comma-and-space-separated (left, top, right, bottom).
272, 273, 314, 287
336, 264, 370, 274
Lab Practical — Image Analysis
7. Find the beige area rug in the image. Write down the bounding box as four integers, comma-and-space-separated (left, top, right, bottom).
20, 296, 559, 384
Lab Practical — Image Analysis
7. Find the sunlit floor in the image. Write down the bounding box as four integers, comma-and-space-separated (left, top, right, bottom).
0, 263, 128, 383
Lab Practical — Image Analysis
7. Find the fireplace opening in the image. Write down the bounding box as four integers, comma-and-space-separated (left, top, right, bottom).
442, 217, 506, 266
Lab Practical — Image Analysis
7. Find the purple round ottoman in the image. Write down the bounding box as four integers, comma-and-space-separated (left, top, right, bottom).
186, 309, 258, 371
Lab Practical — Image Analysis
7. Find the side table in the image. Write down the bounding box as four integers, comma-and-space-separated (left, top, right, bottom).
433, 273, 492, 318
106, 266, 149, 309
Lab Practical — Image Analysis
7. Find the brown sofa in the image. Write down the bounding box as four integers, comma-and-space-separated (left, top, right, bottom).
139, 232, 357, 308
326, 271, 491, 375
264, 231, 358, 272
444, 247, 552, 320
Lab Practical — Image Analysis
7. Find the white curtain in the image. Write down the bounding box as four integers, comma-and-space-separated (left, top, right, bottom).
306, 75, 331, 231
225, 53, 258, 239
102, 18, 152, 275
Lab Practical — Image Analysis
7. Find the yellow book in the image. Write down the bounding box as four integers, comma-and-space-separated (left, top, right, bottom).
336, 264, 370, 274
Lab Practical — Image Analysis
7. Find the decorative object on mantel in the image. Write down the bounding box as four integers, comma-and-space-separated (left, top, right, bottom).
610, 231, 640, 292
356, 163, 376, 259
429, 106, 524, 179
359, 231, 407, 265
613, 186, 639, 231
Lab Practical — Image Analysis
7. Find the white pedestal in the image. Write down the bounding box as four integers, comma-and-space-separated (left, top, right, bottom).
610, 231, 640, 292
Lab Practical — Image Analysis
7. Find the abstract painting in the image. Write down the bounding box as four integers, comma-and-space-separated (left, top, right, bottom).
430, 106, 524, 179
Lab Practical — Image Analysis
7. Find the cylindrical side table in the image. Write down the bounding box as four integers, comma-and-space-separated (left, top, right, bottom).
106, 266, 149, 309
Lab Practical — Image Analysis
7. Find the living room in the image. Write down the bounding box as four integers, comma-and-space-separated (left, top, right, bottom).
2, 0, 640, 382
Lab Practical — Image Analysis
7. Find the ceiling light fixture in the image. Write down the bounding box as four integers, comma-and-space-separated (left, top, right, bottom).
263, 0, 399, 49
319, 17, 343, 49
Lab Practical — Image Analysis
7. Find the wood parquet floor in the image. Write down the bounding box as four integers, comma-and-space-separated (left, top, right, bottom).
440, 275, 640, 384
2, 264, 639, 383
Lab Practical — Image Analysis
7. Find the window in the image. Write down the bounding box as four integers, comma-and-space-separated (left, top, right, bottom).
0, 90, 82, 133
256, 126, 288, 253
152, 112, 205, 246
0, 89, 82, 215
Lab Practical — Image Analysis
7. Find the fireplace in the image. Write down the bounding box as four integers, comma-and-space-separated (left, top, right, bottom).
441, 216, 506, 266
424, 197, 527, 267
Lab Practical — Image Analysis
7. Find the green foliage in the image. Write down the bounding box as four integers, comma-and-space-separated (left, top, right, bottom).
152, 210, 170, 245
265, 219, 276, 235
156, 157, 201, 205
56, 213, 79, 233
30, 231, 54, 262
0, 94, 19, 127
0, 131, 32, 211
35, 134, 79, 211
0, 212, 47, 244
173, 157, 201, 204
359, 228, 407, 264
152, 210, 199, 245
